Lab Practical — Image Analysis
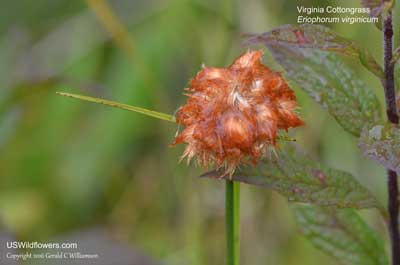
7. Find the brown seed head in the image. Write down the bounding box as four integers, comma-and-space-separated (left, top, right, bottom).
173, 50, 304, 177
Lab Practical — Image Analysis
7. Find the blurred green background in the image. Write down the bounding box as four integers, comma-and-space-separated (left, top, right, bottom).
0, 0, 393, 264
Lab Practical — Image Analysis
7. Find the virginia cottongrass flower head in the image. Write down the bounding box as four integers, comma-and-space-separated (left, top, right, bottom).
172, 50, 304, 177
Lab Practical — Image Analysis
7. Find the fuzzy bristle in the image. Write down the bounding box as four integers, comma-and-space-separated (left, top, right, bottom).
172, 50, 304, 178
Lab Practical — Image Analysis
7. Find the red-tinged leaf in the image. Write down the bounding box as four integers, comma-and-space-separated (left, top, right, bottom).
265, 44, 381, 136
359, 123, 400, 172
201, 145, 383, 211
245, 24, 383, 79
361, 0, 395, 17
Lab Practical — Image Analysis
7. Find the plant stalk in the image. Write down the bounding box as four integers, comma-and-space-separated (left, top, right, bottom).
226, 180, 240, 265
383, 11, 400, 265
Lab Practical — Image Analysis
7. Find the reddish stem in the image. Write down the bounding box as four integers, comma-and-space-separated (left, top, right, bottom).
383, 12, 400, 265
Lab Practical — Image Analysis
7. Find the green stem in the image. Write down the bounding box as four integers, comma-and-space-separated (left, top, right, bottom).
226, 180, 240, 265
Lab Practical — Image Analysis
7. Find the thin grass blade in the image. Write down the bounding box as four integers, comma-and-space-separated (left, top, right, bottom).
56, 92, 175, 123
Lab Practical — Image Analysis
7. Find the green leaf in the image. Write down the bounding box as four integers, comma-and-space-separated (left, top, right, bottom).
359, 123, 400, 172
201, 146, 382, 210
392, 46, 400, 65
245, 24, 383, 79
56, 92, 176, 123
292, 205, 388, 265
267, 44, 381, 136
